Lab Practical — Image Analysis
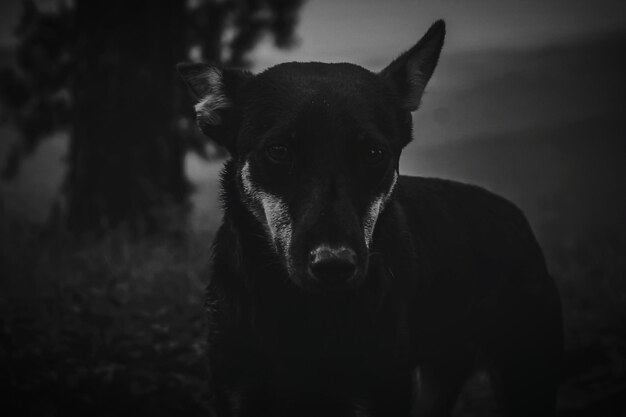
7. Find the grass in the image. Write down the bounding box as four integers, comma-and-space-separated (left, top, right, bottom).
549, 235, 626, 416
0, 219, 215, 416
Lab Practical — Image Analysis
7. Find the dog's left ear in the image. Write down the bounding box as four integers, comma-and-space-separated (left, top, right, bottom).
177, 62, 252, 153
380, 20, 445, 111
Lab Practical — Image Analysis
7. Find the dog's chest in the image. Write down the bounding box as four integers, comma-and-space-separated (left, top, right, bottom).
249, 288, 410, 369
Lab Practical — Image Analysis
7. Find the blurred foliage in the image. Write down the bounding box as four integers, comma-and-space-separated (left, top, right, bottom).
0, 0, 304, 172
0, 1, 73, 180
0, 0, 303, 234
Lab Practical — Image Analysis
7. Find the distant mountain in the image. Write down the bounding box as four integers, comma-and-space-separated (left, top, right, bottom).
409, 31, 626, 147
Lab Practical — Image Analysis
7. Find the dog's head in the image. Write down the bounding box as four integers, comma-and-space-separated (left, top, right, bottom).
179, 21, 444, 292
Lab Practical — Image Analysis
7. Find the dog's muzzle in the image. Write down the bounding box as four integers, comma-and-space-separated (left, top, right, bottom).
307, 246, 358, 288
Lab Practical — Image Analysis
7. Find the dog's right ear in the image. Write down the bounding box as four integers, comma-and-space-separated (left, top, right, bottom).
177, 63, 252, 153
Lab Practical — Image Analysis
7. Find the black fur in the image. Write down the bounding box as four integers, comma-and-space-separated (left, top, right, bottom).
179, 20, 563, 417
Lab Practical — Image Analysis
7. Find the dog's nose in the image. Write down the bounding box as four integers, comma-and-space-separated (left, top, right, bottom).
308, 246, 357, 285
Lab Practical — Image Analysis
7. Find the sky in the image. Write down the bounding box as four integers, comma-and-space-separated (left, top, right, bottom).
249, 0, 626, 70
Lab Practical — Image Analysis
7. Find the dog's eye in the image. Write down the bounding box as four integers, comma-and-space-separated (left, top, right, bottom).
266, 144, 292, 164
363, 147, 387, 165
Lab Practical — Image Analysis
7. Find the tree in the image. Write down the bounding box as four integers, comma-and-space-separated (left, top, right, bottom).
0, 0, 303, 235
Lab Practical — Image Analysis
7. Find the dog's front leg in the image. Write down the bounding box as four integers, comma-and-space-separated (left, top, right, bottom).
208, 386, 275, 417
207, 347, 277, 417
206, 326, 275, 415
411, 351, 475, 417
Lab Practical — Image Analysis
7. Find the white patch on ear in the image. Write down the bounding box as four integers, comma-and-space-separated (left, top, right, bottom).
240, 161, 293, 259
363, 172, 398, 248
193, 67, 229, 125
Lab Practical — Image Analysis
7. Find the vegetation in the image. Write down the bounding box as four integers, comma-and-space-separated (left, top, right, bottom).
1, 219, 214, 416
0, 0, 303, 235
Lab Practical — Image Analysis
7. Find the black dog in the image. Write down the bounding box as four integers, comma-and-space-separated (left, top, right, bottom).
178, 20, 563, 417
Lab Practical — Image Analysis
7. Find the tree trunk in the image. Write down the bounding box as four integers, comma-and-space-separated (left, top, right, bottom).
67, 0, 189, 235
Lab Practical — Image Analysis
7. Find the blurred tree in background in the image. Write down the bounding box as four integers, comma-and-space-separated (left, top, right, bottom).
0, 0, 303, 235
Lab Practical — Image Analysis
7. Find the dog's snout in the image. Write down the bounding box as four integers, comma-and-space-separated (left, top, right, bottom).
308, 246, 357, 285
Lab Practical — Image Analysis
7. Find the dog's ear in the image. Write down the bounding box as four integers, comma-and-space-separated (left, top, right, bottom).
379, 20, 445, 111
177, 63, 252, 153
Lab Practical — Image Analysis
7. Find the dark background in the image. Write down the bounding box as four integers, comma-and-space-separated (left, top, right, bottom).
1, 0, 625, 415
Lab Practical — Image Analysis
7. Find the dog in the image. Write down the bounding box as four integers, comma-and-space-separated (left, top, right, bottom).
178, 20, 563, 417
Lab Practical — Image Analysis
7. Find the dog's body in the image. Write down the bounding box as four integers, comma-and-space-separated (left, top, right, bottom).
179, 21, 563, 417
